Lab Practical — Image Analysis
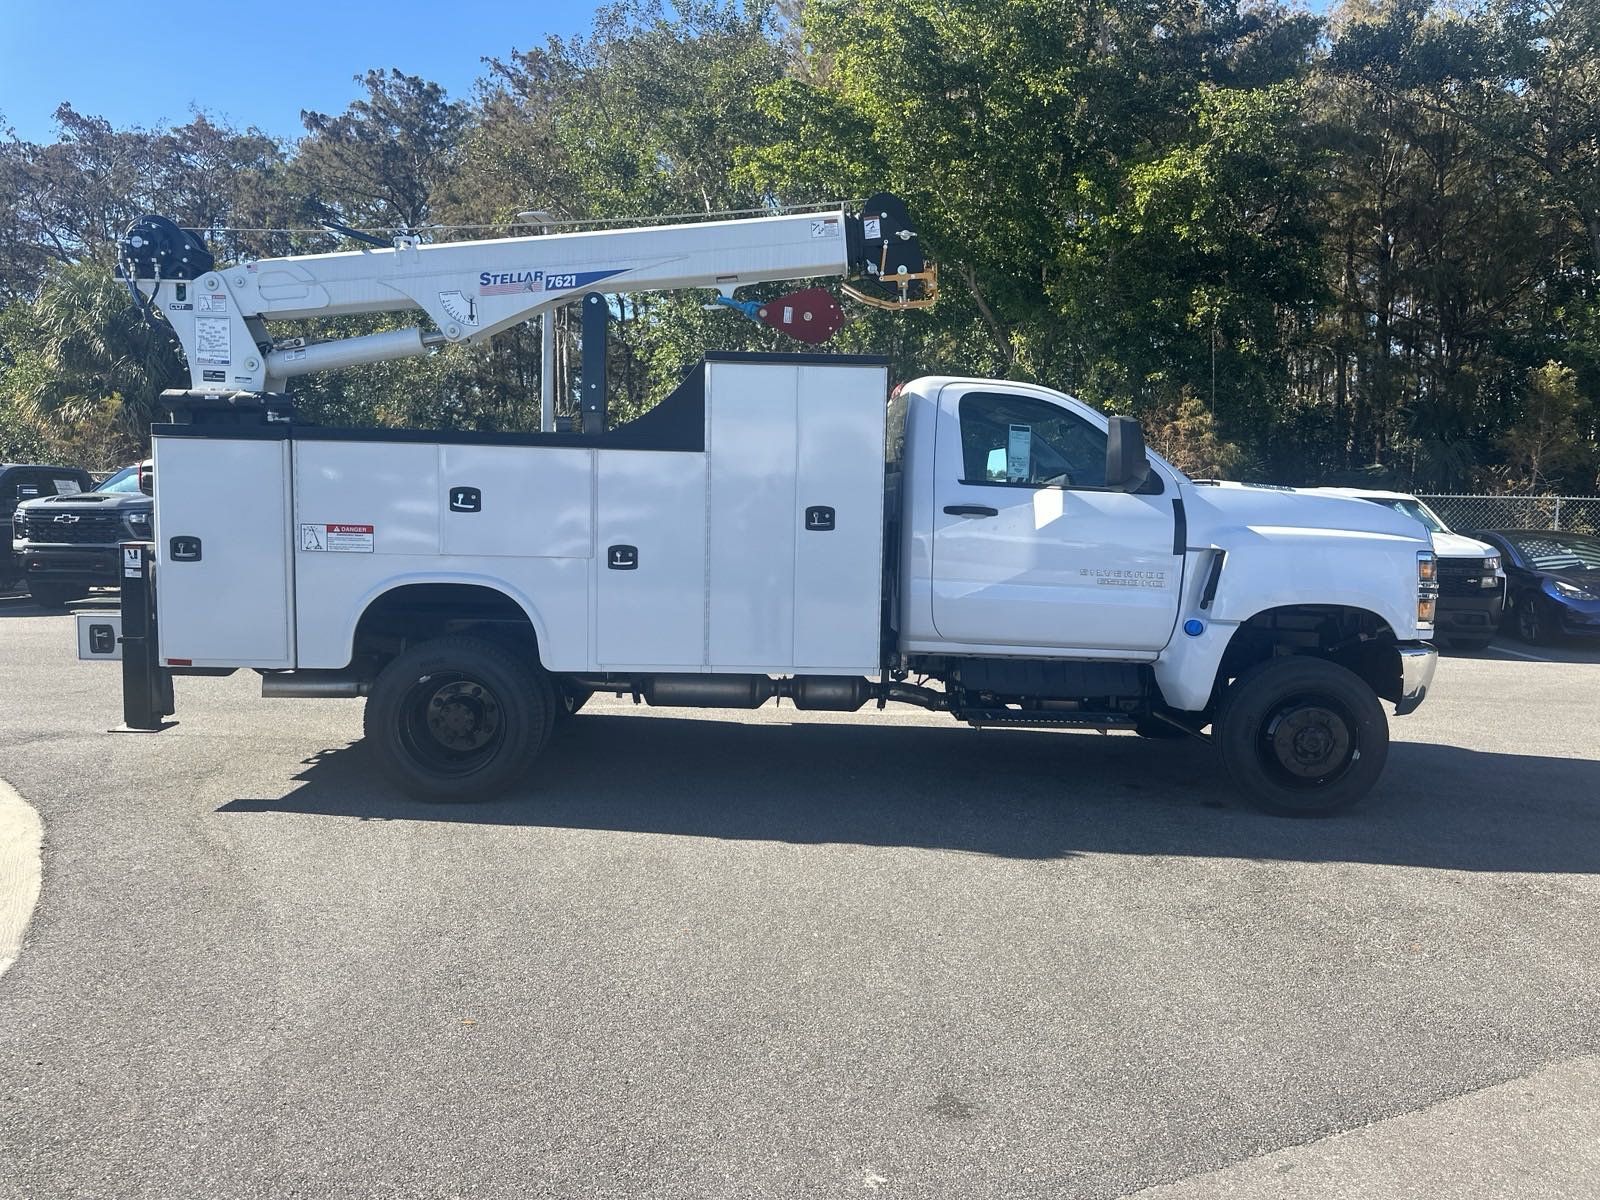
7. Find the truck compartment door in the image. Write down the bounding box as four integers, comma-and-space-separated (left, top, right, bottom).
153, 434, 294, 667
596, 451, 706, 667
703, 358, 886, 674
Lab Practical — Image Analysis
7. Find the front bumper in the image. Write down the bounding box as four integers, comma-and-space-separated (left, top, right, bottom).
1436, 588, 1504, 636
1393, 642, 1437, 716
19, 547, 123, 587
1555, 599, 1600, 638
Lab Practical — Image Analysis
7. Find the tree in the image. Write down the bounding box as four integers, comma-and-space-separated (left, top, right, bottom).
296, 69, 469, 230
0, 260, 185, 465
1498, 361, 1592, 492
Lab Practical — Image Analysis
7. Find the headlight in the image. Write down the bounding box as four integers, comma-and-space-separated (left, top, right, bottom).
1552, 580, 1598, 601
1483, 556, 1500, 573
1416, 551, 1438, 628
126, 512, 151, 533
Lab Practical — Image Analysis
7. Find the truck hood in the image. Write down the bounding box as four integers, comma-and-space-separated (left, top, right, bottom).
16, 492, 151, 514
1430, 530, 1497, 559
1187, 482, 1426, 543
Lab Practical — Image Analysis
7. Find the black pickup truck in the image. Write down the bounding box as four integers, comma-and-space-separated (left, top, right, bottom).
3, 463, 97, 590
11, 464, 151, 608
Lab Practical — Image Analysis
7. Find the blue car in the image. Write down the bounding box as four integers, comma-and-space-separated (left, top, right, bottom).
1476, 529, 1600, 644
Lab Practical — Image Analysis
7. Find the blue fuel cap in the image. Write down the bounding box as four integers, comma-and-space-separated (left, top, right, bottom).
1183, 619, 1205, 637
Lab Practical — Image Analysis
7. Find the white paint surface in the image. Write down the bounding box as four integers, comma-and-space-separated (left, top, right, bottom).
0, 777, 42, 977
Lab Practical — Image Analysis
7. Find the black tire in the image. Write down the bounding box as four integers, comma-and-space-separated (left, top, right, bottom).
1448, 636, 1494, 652
532, 666, 559, 747
24, 581, 80, 610
1512, 594, 1555, 645
1215, 656, 1388, 817
363, 635, 551, 802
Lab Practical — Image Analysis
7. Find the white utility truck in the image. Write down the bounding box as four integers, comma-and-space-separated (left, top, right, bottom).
88, 196, 1438, 816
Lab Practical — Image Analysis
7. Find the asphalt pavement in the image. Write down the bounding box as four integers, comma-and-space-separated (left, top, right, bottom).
1, 594, 1598, 1198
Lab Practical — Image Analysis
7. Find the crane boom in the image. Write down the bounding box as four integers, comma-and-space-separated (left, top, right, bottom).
120, 195, 935, 393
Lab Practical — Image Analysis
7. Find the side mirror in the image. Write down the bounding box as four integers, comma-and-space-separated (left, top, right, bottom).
1105, 416, 1151, 492
138, 461, 154, 495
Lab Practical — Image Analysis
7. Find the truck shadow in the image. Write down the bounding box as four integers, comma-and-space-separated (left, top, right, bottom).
220, 713, 1600, 873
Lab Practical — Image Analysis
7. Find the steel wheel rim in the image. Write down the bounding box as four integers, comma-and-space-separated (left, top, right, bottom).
1255, 694, 1360, 790
397, 670, 506, 778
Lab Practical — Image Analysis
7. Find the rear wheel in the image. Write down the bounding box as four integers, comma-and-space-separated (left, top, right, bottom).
363, 635, 550, 802
1215, 656, 1388, 817
24, 581, 80, 609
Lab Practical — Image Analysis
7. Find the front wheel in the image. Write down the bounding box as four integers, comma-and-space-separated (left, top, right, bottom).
363, 635, 551, 802
1513, 594, 1555, 645
1215, 657, 1388, 817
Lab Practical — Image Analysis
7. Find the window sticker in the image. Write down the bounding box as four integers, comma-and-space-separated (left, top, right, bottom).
53, 479, 81, 495
1006, 424, 1033, 482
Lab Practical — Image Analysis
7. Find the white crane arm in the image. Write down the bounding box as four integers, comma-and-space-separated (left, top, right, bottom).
120, 196, 934, 393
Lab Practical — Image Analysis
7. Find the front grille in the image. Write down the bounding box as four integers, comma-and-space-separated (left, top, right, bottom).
1438, 556, 1491, 597
20, 512, 123, 545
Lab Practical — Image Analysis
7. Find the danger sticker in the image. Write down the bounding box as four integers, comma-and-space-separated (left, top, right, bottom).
299, 523, 374, 553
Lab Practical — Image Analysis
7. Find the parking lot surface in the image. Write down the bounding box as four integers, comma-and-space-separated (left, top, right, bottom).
1, 594, 1598, 1198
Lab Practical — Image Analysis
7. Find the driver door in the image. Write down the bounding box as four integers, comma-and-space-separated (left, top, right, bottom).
929, 386, 1182, 653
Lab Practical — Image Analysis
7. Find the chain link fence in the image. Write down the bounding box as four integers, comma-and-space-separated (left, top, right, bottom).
1419, 495, 1600, 536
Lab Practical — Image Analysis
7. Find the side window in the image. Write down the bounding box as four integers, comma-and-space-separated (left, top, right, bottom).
14, 470, 46, 501
958, 392, 1107, 488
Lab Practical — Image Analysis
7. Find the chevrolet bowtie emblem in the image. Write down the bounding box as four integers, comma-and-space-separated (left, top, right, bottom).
54, 514, 80, 523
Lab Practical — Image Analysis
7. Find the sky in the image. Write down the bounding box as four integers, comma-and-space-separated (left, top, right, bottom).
0, 0, 600, 143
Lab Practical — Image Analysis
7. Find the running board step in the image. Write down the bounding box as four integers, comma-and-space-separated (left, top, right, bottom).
956, 709, 1137, 731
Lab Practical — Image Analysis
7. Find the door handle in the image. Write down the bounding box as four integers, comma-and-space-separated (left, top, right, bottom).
943, 504, 999, 517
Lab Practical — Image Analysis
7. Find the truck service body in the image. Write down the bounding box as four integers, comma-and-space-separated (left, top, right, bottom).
90, 196, 1438, 815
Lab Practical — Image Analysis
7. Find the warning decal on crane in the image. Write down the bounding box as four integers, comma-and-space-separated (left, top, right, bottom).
298, 523, 374, 553
194, 317, 232, 366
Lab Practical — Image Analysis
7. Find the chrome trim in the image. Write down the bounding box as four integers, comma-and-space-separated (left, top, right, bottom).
1393, 642, 1438, 716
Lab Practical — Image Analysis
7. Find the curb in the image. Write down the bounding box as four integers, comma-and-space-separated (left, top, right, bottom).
0, 777, 43, 978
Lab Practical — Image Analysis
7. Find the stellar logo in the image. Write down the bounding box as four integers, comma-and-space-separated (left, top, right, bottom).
479, 269, 545, 296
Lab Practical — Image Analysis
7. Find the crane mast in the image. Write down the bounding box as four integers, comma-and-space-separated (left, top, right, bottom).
120, 195, 936, 395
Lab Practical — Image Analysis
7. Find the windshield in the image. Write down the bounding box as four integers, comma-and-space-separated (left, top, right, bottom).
95, 466, 140, 493
1500, 531, 1600, 572
1362, 496, 1448, 534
